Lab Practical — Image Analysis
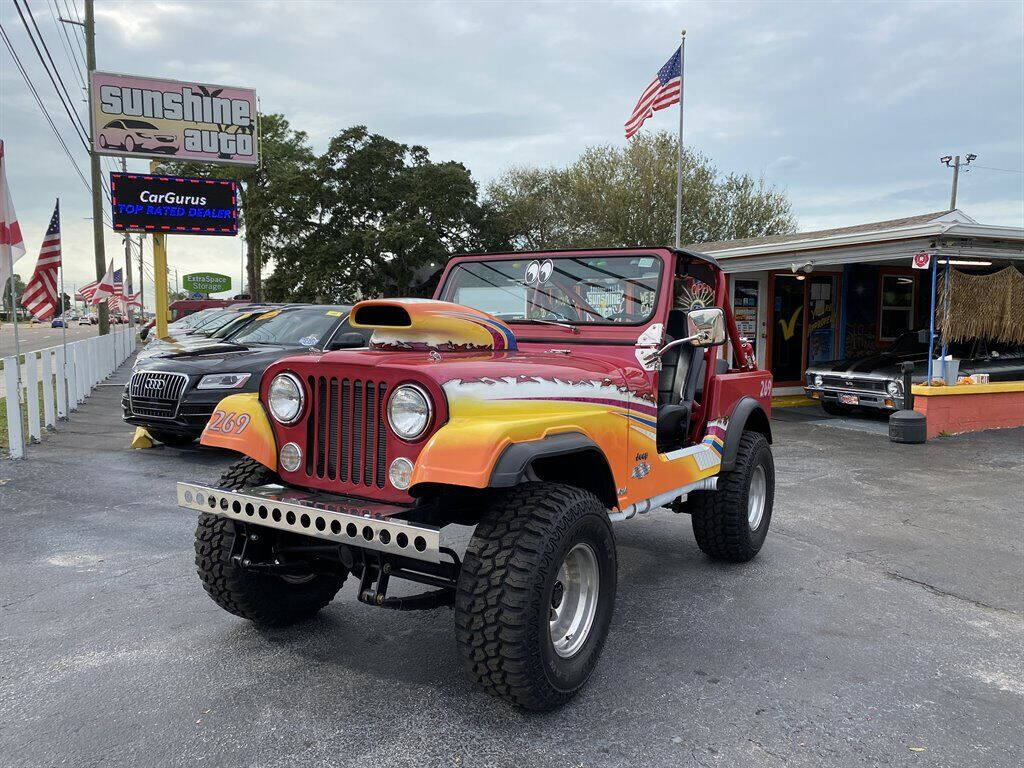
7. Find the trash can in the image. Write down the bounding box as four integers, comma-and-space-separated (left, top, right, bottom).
932, 358, 960, 385
890, 409, 927, 443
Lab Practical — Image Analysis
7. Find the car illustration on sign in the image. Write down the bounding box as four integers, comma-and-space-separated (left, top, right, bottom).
98, 120, 179, 155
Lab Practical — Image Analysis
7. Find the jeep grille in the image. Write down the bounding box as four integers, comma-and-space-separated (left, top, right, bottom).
304, 376, 388, 489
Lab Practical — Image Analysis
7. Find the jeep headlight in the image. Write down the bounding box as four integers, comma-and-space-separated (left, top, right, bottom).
197, 372, 252, 390
387, 384, 432, 440
886, 380, 903, 396
268, 373, 304, 424
813, 374, 823, 387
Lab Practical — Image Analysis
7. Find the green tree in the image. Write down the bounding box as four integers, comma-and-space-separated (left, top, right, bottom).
265, 126, 505, 302
2, 274, 27, 316
158, 113, 316, 302
488, 131, 796, 249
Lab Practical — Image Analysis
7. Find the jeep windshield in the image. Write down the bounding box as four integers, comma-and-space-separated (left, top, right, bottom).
439, 254, 663, 325
228, 307, 345, 347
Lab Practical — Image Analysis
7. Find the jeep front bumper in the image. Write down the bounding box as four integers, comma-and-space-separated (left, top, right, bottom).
176, 482, 442, 563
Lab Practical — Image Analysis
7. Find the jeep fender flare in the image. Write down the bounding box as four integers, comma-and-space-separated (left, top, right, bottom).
488, 433, 618, 508
720, 396, 772, 472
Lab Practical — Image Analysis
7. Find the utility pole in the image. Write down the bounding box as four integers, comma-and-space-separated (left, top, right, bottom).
84, 0, 109, 336
120, 158, 134, 327
940, 153, 976, 210
137, 235, 145, 312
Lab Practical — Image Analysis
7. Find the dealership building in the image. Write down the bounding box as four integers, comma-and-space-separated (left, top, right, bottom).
689, 210, 1024, 394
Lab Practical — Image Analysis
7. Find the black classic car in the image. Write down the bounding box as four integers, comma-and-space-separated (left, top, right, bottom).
123, 305, 369, 446
804, 330, 1024, 415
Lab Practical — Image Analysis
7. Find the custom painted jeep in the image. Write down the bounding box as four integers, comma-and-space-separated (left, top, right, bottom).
178, 247, 774, 711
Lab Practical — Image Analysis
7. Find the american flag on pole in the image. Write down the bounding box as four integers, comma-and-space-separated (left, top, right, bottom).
625, 46, 682, 139
21, 200, 63, 320
0, 140, 26, 289
90, 259, 115, 306
107, 268, 124, 312
78, 279, 98, 303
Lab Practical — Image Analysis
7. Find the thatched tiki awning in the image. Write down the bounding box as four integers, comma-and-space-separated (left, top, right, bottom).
938, 266, 1024, 344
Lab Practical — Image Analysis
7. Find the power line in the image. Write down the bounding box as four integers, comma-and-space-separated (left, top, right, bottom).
0, 22, 91, 193
970, 164, 1024, 175
46, 0, 85, 91
13, 0, 90, 147
59, 0, 86, 68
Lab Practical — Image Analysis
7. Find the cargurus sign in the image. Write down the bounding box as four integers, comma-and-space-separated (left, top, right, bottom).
91, 71, 258, 166
110, 173, 238, 236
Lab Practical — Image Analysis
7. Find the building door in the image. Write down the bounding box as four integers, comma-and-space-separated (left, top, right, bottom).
806, 274, 839, 366
769, 275, 806, 385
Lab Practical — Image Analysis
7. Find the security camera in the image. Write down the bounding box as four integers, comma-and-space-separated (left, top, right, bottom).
790, 262, 814, 274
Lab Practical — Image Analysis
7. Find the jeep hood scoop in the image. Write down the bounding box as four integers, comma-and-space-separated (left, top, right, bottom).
349, 299, 517, 352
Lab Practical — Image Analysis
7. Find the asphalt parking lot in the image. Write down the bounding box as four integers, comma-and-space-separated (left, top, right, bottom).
1, 367, 1021, 768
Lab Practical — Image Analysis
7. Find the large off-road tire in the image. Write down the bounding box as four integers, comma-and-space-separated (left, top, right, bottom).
149, 430, 197, 448
690, 431, 774, 563
822, 400, 853, 416
455, 482, 617, 711
194, 457, 346, 626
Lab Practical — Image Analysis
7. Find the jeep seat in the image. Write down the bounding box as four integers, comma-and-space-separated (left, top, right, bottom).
657, 309, 699, 451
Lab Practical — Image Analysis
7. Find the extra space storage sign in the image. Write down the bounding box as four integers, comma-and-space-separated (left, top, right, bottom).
111, 173, 238, 235
91, 71, 257, 166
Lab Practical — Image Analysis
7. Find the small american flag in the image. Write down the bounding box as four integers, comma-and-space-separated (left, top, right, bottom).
21, 200, 62, 321
108, 268, 124, 311
625, 46, 682, 139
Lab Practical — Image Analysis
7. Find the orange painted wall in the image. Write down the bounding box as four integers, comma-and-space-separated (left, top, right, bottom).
914, 390, 1024, 440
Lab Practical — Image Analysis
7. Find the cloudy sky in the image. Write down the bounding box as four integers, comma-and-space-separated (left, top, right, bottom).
2, 0, 1022, 307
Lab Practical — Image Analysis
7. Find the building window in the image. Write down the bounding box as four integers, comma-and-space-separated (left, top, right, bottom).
879, 273, 915, 341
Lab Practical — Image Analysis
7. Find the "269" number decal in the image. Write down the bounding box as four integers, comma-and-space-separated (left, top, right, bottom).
207, 410, 251, 435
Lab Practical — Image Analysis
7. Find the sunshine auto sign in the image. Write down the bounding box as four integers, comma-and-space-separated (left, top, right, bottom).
91, 71, 258, 166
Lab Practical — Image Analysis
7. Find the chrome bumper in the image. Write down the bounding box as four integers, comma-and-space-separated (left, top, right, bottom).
804, 387, 903, 410
177, 482, 441, 563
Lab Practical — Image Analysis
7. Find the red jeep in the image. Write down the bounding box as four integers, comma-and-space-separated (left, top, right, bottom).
179, 247, 774, 710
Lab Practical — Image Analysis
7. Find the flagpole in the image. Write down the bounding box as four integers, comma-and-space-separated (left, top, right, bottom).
57, 198, 69, 416
673, 30, 687, 249
8, 251, 25, 454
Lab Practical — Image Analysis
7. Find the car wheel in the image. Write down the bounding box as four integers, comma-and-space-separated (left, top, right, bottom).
148, 430, 197, 448
689, 431, 774, 563
124, 136, 135, 152
194, 458, 347, 626
822, 401, 853, 416
455, 482, 617, 711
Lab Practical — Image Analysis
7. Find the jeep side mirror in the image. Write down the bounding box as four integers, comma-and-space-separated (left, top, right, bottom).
326, 332, 366, 351
686, 307, 726, 347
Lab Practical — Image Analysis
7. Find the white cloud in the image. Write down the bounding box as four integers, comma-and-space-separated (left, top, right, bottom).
2, 0, 1021, 308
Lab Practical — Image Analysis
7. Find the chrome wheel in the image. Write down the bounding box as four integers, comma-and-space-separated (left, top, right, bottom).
748, 464, 767, 530
549, 543, 600, 658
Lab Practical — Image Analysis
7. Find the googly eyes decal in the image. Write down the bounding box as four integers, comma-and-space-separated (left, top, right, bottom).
524, 259, 554, 285
525, 261, 541, 284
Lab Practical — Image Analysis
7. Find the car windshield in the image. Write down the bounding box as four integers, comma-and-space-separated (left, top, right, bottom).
168, 308, 217, 330
229, 307, 345, 346
124, 120, 157, 129
190, 309, 240, 332
439, 254, 663, 325
210, 311, 261, 339
888, 330, 931, 354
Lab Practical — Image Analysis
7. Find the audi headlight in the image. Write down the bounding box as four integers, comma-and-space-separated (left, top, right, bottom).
813, 374, 823, 387
268, 373, 304, 424
886, 380, 903, 396
197, 372, 252, 390
387, 384, 432, 440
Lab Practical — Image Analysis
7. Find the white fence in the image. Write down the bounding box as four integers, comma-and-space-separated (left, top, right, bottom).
1, 326, 136, 459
